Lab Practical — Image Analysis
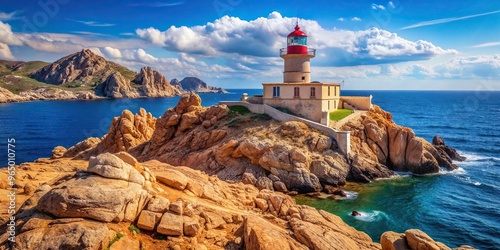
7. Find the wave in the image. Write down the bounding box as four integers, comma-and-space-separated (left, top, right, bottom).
349, 210, 389, 222
458, 152, 500, 163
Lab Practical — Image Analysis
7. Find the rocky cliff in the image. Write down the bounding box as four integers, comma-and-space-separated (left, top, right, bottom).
0, 153, 474, 250
172, 77, 228, 93
133, 67, 182, 97
63, 93, 463, 195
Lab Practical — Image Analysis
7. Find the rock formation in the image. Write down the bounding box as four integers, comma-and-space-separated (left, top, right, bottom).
0, 152, 474, 250
60, 93, 463, 196
0, 87, 25, 103
381, 230, 475, 250
133, 67, 182, 97
340, 106, 460, 176
172, 76, 228, 93
96, 72, 139, 98
432, 135, 466, 161
31, 49, 129, 86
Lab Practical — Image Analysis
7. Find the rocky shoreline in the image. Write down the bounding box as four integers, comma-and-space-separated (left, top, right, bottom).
0, 49, 227, 104
0, 93, 474, 249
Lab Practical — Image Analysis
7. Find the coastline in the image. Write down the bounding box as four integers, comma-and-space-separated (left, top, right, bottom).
0, 91, 494, 248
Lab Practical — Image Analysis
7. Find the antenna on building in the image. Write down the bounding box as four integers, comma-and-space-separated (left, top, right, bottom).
341, 80, 345, 87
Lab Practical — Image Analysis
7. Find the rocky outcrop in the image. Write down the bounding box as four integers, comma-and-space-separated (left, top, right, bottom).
432, 135, 466, 161
18, 86, 101, 101
96, 72, 139, 98
60, 93, 463, 195
341, 105, 459, 175
173, 77, 228, 93
31, 49, 128, 85
133, 66, 181, 97
0, 87, 25, 103
381, 230, 476, 250
0, 148, 474, 249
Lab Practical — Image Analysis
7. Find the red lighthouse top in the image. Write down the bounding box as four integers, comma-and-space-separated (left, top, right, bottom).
285, 23, 310, 55
288, 24, 307, 37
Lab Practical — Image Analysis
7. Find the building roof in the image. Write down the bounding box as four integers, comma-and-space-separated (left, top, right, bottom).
287, 24, 307, 37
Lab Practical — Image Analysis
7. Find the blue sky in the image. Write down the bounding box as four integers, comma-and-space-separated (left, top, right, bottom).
0, 0, 499, 90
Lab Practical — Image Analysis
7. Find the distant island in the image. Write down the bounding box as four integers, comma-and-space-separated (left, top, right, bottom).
0, 49, 227, 103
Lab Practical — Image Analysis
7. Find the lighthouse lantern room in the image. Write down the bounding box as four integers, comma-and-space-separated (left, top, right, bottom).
280, 24, 316, 83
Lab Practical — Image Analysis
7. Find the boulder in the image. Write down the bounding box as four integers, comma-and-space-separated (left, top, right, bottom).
241, 172, 257, 185
14, 218, 109, 250
137, 210, 162, 231
380, 231, 409, 250
88, 153, 145, 185
37, 175, 149, 223
51, 146, 67, 159
405, 229, 451, 250
170, 200, 183, 215
157, 213, 183, 236
147, 196, 170, 213
255, 176, 274, 191
183, 217, 200, 237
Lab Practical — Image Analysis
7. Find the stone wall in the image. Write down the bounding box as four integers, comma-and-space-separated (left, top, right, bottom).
219, 101, 351, 155
340, 96, 372, 110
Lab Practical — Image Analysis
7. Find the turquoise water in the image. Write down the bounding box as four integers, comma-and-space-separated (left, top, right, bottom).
0, 90, 498, 249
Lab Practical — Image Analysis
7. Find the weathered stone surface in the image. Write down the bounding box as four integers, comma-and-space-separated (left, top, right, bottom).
147, 196, 170, 213
133, 66, 182, 97
183, 217, 200, 237
273, 181, 288, 193
380, 231, 409, 250
137, 210, 162, 231
157, 213, 183, 236
88, 153, 145, 185
254, 198, 268, 212
243, 216, 307, 250
255, 176, 274, 191
405, 229, 451, 250
156, 169, 189, 190
51, 146, 67, 159
64, 137, 101, 159
241, 172, 257, 185
13, 219, 109, 250
109, 235, 140, 250
169, 200, 183, 215
98, 72, 139, 98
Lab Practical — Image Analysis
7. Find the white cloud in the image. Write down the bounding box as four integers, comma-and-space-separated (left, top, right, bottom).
388, 1, 396, 9
338, 17, 345, 21
401, 9, 500, 30
0, 43, 14, 59
0, 21, 23, 45
0, 11, 20, 21
136, 12, 454, 67
472, 42, 500, 48
351, 17, 362, 21
103, 46, 122, 58
371, 4, 385, 10
69, 19, 116, 27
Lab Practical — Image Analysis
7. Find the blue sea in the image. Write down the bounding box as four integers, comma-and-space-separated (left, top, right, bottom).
1, 90, 499, 249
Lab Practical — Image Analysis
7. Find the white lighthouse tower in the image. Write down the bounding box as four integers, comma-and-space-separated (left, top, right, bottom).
281, 24, 315, 83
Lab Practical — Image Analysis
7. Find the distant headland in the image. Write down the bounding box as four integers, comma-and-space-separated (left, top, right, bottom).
0, 49, 227, 103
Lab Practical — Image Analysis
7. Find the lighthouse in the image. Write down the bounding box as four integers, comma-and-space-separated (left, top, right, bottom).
262, 23, 342, 125
280, 24, 315, 83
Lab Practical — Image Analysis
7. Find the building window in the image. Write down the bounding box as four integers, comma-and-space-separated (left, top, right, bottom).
294, 87, 300, 98
301, 76, 305, 81
310, 87, 316, 98
273, 86, 280, 97
334, 100, 337, 109
334, 86, 337, 96
328, 86, 331, 96
328, 100, 330, 109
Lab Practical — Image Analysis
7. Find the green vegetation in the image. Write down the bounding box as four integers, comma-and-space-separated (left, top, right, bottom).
104, 233, 124, 250
0, 75, 48, 94
329, 109, 353, 121
251, 113, 271, 121
227, 105, 251, 120
128, 224, 141, 234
